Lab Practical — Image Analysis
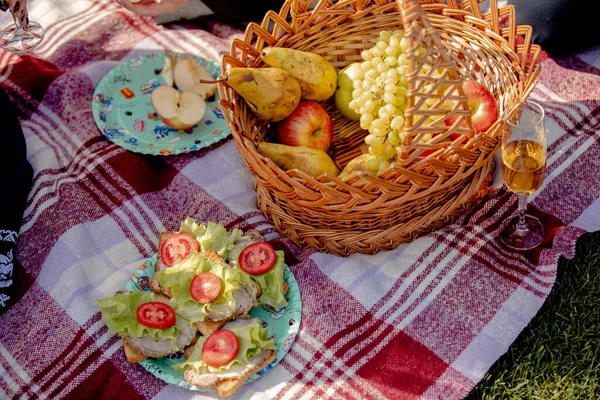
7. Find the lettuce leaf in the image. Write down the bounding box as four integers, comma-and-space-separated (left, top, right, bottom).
174, 319, 275, 374
179, 218, 242, 260
156, 252, 252, 323
96, 291, 186, 348
249, 251, 288, 310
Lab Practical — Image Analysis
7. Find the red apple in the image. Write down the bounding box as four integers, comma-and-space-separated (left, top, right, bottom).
445, 80, 499, 139
276, 100, 334, 152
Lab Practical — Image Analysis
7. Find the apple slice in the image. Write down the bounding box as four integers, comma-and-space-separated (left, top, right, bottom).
173, 57, 217, 100
151, 85, 206, 130
161, 53, 175, 87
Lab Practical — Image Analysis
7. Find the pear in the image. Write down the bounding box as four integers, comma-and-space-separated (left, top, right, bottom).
224, 67, 301, 122
257, 142, 339, 177
261, 47, 337, 101
337, 153, 376, 183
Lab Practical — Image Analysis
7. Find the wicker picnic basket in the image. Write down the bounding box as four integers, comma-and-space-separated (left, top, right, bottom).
217, 0, 541, 256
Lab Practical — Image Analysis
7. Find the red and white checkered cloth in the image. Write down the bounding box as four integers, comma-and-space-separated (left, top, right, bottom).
1, 1, 599, 399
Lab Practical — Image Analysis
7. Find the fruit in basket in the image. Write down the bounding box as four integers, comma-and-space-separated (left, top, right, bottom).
346, 30, 414, 174
173, 57, 218, 100
444, 80, 499, 137
261, 47, 337, 101
275, 101, 333, 152
224, 67, 301, 122
337, 153, 376, 182
257, 142, 339, 177
334, 63, 361, 121
345, 29, 455, 174
151, 85, 206, 130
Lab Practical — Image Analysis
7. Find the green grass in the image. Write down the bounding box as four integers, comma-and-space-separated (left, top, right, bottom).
468, 231, 600, 400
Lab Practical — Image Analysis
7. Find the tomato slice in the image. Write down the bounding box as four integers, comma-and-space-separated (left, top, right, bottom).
202, 329, 239, 368
190, 272, 222, 303
160, 233, 200, 267
136, 302, 176, 329
238, 242, 276, 275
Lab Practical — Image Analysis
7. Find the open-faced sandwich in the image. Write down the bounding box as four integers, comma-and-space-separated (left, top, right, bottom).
96, 218, 293, 397
154, 251, 261, 336
175, 316, 276, 397
153, 218, 289, 311
96, 291, 197, 363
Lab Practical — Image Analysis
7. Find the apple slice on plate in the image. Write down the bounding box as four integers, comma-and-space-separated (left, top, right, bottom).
151, 85, 206, 130
161, 53, 175, 87
173, 57, 217, 100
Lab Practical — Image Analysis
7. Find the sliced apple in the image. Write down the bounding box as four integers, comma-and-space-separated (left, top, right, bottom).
151, 85, 206, 130
173, 57, 217, 100
162, 53, 175, 87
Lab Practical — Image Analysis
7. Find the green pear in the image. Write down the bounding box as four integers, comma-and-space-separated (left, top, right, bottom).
257, 142, 339, 177
261, 47, 337, 101
225, 67, 301, 122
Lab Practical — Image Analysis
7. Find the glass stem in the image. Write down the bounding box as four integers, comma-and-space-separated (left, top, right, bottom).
517, 193, 528, 231
11, 12, 24, 34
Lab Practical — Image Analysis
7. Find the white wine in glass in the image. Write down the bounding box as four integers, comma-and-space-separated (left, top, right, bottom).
502, 140, 546, 195
0, 0, 44, 53
499, 100, 547, 250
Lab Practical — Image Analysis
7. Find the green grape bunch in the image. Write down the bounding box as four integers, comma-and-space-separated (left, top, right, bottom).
347, 30, 410, 174
348, 30, 440, 175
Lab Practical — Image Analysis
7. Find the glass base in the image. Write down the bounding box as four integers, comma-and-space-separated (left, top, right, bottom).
0, 21, 44, 53
500, 214, 545, 250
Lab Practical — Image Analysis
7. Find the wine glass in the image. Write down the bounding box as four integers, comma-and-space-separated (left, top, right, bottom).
499, 100, 547, 250
0, 0, 44, 53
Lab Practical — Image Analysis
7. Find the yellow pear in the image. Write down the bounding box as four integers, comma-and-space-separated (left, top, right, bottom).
257, 142, 339, 177
337, 153, 376, 182
261, 47, 337, 101
225, 67, 301, 122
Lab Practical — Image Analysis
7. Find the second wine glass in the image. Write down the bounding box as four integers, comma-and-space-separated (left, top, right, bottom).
499, 100, 547, 250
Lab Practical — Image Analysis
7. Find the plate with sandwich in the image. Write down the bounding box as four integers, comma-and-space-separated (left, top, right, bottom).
97, 218, 301, 397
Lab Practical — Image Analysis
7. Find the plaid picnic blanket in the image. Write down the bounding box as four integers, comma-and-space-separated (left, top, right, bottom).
1, 1, 599, 399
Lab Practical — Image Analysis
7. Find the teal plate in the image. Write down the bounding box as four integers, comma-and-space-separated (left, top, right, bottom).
125, 254, 302, 391
92, 53, 230, 156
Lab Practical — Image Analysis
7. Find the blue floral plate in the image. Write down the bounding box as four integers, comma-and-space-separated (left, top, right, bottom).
92, 53, 230, 156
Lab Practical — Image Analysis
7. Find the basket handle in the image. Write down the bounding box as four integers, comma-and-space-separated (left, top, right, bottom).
396, 0, 474, 164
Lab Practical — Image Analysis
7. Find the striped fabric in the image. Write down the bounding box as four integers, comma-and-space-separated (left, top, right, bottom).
1, 1, 598, 399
